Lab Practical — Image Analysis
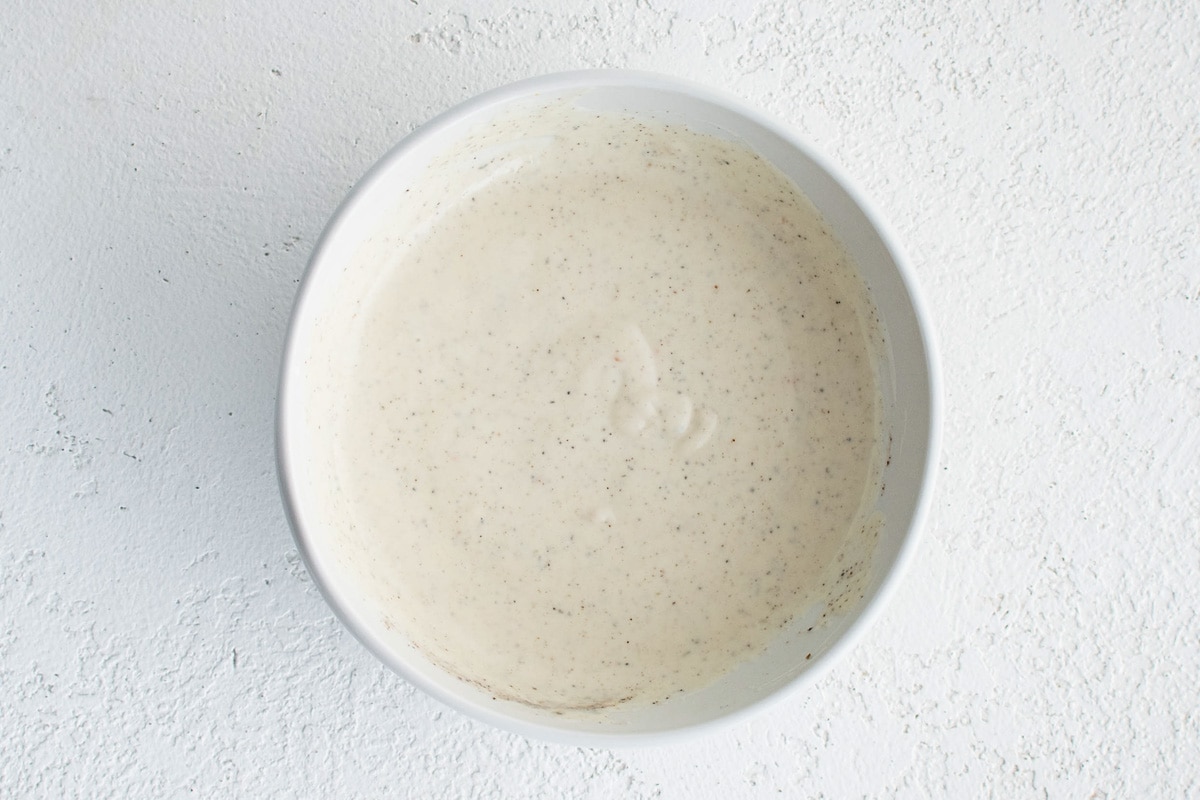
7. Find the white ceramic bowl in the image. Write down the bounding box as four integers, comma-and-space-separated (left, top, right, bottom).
276, 70, 940, 746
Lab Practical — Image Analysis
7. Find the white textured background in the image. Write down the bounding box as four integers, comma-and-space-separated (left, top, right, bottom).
2, 1, 1198, 797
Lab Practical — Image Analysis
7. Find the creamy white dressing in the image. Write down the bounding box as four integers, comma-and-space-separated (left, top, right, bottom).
303, 101, 885, 712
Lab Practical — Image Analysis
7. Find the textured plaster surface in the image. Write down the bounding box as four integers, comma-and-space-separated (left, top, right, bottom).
2, 1, 1198, 797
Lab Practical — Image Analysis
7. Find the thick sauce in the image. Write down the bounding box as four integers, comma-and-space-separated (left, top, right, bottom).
305, 101, 884, 712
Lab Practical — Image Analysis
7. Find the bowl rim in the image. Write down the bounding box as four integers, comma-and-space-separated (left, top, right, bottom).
275, 68, 942, 747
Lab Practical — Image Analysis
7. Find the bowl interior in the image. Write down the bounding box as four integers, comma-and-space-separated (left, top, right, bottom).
278, 73, 938, 745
